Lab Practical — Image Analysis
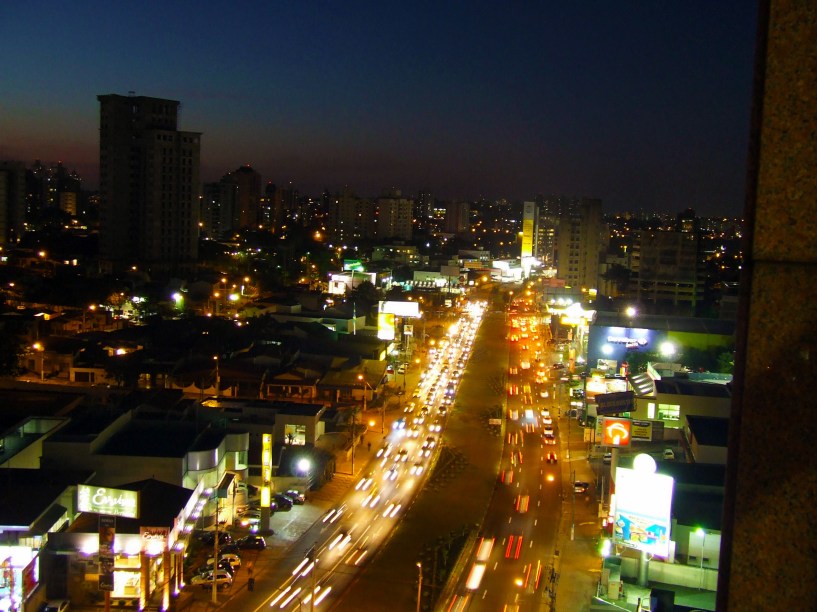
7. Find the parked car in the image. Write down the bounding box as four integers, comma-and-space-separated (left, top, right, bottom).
191, 569, 233, 589
207, 553, 241, 570
204, 558, 235, 575
199, 531, 232, 546
273, 493, 293, 510
663, 448, 676, 460
573, 481, 590, 494
282, 488, 305, 504
236, 535, 267, 550
240, 510, 262, 527
42, 601, 70, 612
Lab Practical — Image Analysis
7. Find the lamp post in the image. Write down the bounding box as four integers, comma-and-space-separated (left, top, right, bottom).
416, 561, 423, 612
212, 493, 220, 603
358, 374, 382, 433
696, 528, 706, 590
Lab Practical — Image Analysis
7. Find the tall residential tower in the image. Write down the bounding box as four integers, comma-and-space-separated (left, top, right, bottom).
97, 94, 201, 274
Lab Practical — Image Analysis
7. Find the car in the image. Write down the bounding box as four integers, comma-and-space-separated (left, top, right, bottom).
273, 493, 293, 510
542, 415, 552, 425
199, 531, 233, 546
663, 448, 676, 461
236, 535, 267, 550
191, 569, 233, 589
546, 452, 558, 463
240, 510, 262, 527
283, 489, 306, 504
551, 363, 565, 370
384, 466, 400, 481
543, 426, 554, 437
42, 601, 70, 612
207, 553, 242, 570
404, 401, 416, 413
543, 435, 556, 445
573, 481, 590, 494
205, 558, 235, 575
396, 448, 409, 462
376, 443, 393, 458
407, 425, 420, 438
429, 420, 442, 433
409, 463, 424, 476
603, 452, 612, 465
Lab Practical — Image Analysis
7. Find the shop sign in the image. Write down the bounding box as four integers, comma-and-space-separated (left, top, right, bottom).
98, 515, 115, 592
140, 526, 169, 554
596, 391, 635, 416
601, 417, 632, 446
79, 485, 139, 519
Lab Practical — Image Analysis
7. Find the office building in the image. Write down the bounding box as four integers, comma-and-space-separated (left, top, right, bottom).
556, 198, 603, 291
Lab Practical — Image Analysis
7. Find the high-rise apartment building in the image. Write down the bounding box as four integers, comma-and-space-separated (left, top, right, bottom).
444, 201, 470, 234
97, 94, 201, 274
632, 230, 703, 315
555, 198, 603, 291
376, 190, 413, 240
0, 161, 26, 245
225, 165, 262, 229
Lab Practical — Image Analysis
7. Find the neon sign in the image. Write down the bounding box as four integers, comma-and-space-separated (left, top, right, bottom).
78, 485, 140, 518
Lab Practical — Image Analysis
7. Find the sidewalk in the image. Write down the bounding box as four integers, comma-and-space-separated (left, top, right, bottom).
554, 412, 605, 612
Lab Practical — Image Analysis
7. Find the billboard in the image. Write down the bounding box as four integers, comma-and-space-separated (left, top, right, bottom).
601, 417, 632, 446
613, 466, 674, 557
380, 300, 421, 318
631, 419, 665, 442
596, 391, 635, 416
377, 311, 395, 340
78, 485, 139, 519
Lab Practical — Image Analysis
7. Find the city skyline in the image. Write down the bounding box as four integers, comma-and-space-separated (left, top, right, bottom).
1, 2, 756, 215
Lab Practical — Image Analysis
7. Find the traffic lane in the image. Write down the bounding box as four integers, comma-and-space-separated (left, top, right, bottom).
336, 309, 505, 610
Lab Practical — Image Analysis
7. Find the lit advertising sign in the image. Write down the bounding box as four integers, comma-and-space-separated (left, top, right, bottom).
521, 202, 535, 258
596, 391, 635, 416
377, 312, 395, 340
140, 526, 169, 555
78, 485, 139, 519
381, 300, 421, 318
98, 514, 115, 591
601, 417, 632, 446
613, 467, 674, 557
631, 420, 663, 442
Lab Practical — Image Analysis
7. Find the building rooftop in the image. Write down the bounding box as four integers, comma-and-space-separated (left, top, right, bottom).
0, 468, 94, 530
594, 312, 736, 336
97, 420, 219, 458
654, 378, 732, 398
687, 415, 730, 447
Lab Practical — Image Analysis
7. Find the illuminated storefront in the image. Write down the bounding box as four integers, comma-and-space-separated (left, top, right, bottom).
44, 479, 208, 610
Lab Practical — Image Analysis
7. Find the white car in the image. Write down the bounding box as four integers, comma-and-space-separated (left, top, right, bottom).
191, 569, 233, 589
207, 553, 241, 569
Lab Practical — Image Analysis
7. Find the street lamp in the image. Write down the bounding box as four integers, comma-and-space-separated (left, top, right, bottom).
358, 374, 382, 433
696, 527, 706, 590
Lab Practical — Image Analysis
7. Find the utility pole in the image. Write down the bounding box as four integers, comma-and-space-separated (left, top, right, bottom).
212, 495, 219, 603
416, 561, 423, 612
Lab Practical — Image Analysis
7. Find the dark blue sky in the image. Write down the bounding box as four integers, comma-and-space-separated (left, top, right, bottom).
0, 2, 757, 215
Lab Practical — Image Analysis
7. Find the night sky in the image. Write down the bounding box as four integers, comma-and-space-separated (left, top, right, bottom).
1, 2, 757, 215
